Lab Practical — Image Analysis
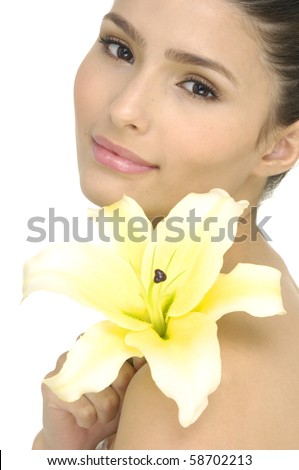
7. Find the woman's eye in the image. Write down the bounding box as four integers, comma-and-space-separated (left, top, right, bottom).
180, 80, 218, 100
109, 43, 134, 62
99, 37, 134, 64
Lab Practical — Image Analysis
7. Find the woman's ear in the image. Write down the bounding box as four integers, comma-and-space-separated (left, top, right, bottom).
253, 121, 299, 177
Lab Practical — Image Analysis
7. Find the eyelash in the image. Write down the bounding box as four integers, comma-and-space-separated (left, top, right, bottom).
178, 75, 220, 101
98, 35, 220, 101
99, 35, 134, 63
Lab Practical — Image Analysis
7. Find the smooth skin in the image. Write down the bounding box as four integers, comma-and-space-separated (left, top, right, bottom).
34, 0, 299, 449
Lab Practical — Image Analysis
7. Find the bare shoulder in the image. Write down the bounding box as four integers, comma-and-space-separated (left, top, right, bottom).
113, 270, 299, 450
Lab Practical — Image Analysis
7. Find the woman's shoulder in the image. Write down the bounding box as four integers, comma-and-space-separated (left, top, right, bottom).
112, 253, 299, 450
113, 311, 299, 450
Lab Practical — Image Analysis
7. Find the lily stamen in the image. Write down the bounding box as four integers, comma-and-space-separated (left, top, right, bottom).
154, 269, 167, 284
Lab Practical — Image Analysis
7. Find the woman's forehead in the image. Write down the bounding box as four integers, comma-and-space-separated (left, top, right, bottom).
111, 0, 252, 35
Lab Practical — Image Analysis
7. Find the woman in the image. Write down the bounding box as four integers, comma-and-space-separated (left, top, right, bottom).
33, 0, 299, 449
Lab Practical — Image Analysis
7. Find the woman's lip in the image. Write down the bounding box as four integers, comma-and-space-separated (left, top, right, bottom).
92, 136, 158, 174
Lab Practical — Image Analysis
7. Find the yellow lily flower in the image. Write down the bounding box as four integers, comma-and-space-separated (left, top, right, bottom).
23, 189, 285, 427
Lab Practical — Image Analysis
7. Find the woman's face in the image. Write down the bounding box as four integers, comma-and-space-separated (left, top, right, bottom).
75, 0, 274, 218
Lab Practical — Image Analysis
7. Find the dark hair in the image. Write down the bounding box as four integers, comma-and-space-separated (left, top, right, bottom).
228, 0, 299, 196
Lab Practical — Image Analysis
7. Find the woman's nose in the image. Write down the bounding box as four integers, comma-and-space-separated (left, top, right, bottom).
109, 72, 155, 134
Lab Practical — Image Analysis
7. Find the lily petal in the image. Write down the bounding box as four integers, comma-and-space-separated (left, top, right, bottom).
126, 311, 221, 427
44, 321, 143, 401
89, 195, 151, 274
142, 190, 248, 317
23, 243, 150, 330
199, 263, 286, 321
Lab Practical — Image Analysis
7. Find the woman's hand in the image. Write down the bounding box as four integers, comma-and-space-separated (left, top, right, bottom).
33, 352, 145, 450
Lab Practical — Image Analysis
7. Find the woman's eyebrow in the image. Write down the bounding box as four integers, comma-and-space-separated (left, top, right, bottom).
103, 12, 238, 87
103, 12, 146, 48
165, 49, 238, 86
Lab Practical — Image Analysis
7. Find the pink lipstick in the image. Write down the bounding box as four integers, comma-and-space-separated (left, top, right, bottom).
92, 136, 158, 174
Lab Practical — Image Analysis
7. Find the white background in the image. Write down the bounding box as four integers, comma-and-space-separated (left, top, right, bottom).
0, 0, 298, 450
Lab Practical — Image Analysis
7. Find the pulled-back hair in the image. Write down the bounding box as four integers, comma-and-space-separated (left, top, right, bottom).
229, 0, 299, 196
